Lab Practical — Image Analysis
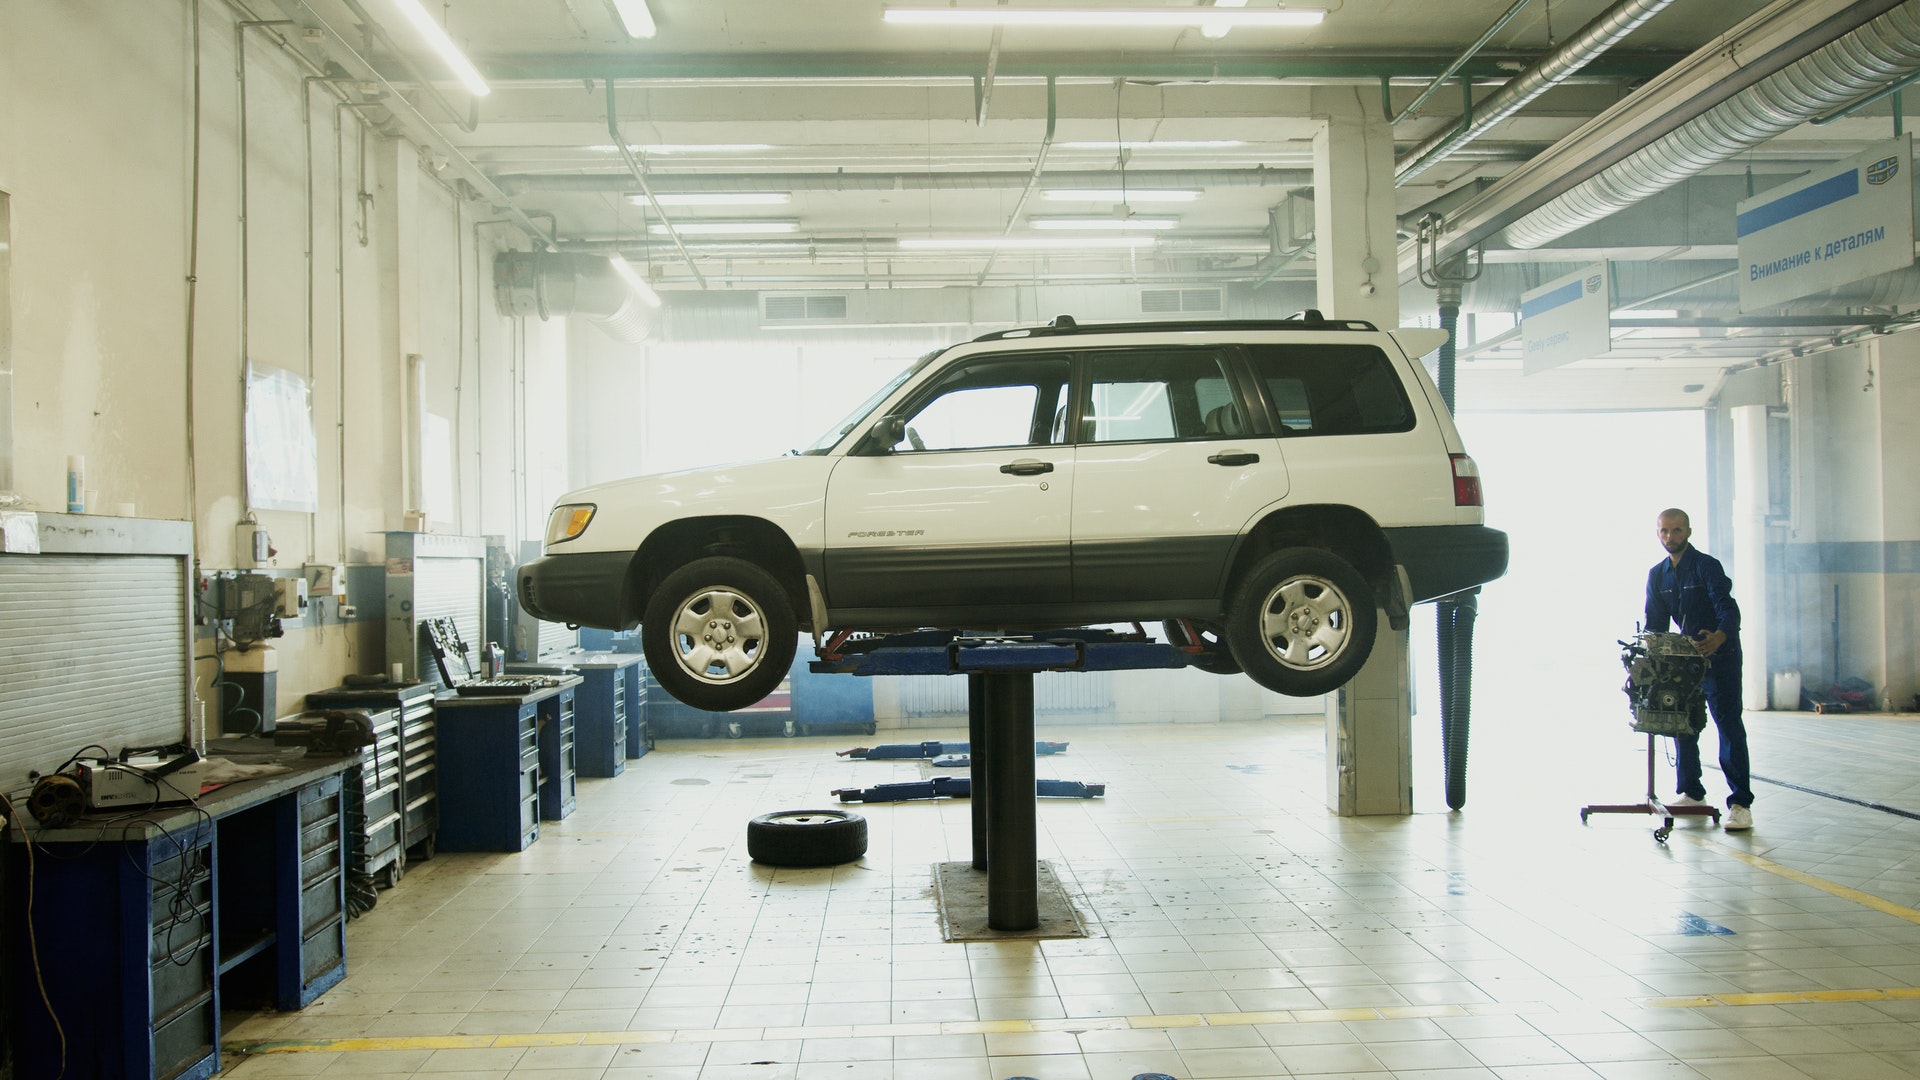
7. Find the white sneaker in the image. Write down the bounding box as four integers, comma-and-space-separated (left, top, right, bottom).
1669, 794, 1709, 808
1724, 805, 1753, 831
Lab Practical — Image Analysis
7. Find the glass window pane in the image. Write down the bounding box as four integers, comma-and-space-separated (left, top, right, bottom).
1245, 344, 1414, 436
1085, 349, 1240, 443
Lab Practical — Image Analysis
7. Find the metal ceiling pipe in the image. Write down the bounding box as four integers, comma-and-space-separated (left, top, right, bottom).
493, 252, 655, 342
1396, 0, 1679, 183
1505, 0, 1920, 248
494, 167, 1312, 196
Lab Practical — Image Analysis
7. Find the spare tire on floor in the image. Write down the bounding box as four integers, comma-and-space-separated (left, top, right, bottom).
747, 809, 868, 867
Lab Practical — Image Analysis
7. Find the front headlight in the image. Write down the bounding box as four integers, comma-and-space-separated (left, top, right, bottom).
545, 504, 596, 545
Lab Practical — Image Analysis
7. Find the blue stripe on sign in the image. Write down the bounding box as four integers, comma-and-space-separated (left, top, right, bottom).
1737, 169, 1860, 237
1519, 280, 1584, 320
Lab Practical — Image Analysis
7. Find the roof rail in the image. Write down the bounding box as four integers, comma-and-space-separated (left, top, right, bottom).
971, 313, 1378, 342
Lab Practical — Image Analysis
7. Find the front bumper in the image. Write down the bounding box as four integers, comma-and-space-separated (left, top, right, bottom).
517, 550, 637, 630
1384, 525, 1510, 602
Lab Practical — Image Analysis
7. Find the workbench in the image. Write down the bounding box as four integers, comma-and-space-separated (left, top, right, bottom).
5, 755, 354, 1080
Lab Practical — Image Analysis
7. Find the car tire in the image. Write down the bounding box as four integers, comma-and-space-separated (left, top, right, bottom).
1162, 619, 1242, 675
643, 556, 798, 713
1226, 547, 1377, 697
746, 809, 868, 867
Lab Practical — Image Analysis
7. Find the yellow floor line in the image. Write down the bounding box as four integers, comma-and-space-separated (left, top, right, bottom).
231, 984, 1920, 1056
1683, 832, 1920, 924
226, 1002, 1517, 1056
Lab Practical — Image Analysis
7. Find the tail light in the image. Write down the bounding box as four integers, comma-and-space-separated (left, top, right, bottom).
1450, 453, 1483, 507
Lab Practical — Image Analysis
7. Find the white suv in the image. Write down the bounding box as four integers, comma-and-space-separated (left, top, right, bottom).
521, 314, 1508, 712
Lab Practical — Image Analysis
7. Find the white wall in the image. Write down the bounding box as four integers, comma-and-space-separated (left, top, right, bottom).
0, 1, 551, 725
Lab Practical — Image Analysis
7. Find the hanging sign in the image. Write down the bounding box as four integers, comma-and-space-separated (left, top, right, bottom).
1738, 134, 1913, 310
1520, 262, 1611, 375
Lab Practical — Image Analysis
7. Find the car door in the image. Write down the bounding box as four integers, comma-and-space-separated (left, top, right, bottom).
823, 352, 1074, 611
1070, 346, 1288, 602
1244, 341, 1448, 523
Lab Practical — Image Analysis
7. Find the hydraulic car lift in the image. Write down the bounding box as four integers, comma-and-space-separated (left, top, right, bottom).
812, 627, 1190, 930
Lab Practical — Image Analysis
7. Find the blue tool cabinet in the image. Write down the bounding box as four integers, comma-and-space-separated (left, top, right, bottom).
433, 692, 545, 852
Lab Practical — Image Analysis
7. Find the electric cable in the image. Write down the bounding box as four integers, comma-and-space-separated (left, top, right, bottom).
0, 791, 69, 1077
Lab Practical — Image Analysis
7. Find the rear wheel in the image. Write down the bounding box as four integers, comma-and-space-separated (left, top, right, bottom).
643, 556, 798, 713
1226, 548, 1376, 697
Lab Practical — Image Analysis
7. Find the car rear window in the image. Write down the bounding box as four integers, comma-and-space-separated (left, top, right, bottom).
1082, 348, 1243, 444
1244, 343, 1414, 436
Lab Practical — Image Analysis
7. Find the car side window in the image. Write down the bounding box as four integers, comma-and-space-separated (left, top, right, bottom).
890, 355, 1069, 452
1245, 343, 1414, 436
1084, 349, 1243, 444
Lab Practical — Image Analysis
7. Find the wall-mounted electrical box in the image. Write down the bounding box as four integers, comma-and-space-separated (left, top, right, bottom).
305, 563, 348, 603
274, 578, 308, 618
237, 522, 274, 568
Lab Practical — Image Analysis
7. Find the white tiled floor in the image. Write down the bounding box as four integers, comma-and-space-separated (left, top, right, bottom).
219, 698, 1920, 1079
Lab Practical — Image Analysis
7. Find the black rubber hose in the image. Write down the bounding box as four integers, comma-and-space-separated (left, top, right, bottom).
1433, 294, 1477, 810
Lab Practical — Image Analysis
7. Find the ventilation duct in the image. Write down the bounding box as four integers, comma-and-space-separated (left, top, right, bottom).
493, 252, 655, 344
1396, 0, 1680, 184
1505, 1, 1920, 248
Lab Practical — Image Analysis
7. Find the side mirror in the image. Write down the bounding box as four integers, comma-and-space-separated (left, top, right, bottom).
870, 414, 907, 450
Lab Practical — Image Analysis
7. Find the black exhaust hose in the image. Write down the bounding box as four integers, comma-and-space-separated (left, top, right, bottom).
1434, 290, 1477, 810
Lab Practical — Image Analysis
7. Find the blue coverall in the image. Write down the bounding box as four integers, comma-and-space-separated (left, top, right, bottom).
1645, 545, 1754, 809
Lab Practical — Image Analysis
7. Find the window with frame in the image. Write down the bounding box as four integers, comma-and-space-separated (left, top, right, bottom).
1083, 349, 1243, 444
1244, 343, 1414, 436
889, 354, 1070, 452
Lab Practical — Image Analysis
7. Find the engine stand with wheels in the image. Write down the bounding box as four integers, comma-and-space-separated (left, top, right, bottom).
1580, 732, 1720, 842
814, 628, 1188, 931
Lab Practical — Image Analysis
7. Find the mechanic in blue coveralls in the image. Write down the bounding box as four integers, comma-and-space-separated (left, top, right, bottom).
1645, 507, 1753, 831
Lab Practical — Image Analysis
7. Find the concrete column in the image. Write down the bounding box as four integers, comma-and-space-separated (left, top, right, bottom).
1326, 615, 1412, 816
1310, 87, 1400, 327
1731, 405, 1771, 707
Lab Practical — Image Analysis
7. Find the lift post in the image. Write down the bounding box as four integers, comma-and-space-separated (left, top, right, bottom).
813, 629, 1188, 930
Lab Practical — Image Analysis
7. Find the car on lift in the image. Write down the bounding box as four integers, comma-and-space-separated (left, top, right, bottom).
518, 313, 1509, 712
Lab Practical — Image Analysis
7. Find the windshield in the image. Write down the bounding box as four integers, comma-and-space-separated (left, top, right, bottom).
798, 348, 946, 454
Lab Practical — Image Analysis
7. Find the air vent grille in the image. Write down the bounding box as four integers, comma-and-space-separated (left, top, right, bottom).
1140, 287, 1223, 314
763, 293, 849, 321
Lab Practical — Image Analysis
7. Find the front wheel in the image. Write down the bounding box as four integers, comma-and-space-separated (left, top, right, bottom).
643, 556, 798, 713
1225, 548, 1377, 697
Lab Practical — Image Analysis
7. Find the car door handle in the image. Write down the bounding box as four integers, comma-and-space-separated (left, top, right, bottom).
1207, 451, 1260, 466
1000, 459, 1055, 476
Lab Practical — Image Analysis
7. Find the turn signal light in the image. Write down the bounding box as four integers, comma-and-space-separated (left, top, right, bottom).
545, 504, 596, 545
1450, 454, 1483, 507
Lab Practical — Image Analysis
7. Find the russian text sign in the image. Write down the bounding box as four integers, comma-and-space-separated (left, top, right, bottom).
1521, 262, 1611, 375
1738, 134, 1913, 310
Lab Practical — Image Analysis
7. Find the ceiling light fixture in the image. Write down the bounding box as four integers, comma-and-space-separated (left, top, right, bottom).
386, 0, 490, 97
1030, 216, 1178, 230
608, 0, 657, 39
900, 236, 1158, 250
628, 192, 793, 206
588, 143, 776, 154
1042, 189, 1200, 202
607, 255, 662, 308
1055, 140, 1246, 150
883, 7, 1323, 29
647, 220, 799, 235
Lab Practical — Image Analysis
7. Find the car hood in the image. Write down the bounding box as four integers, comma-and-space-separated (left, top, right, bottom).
546, 455, 838, 555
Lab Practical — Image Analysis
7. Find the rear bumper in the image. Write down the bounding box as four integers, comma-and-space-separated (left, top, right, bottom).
1384, 525, 1510, 602
517, 551, 637, 630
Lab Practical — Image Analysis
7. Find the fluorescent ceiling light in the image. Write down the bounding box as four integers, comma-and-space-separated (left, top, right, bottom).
883, 7, 1323, 28
1616, 308, 1680, 319
628, 192, 792, 206
1213, 0, 1250, 6
649, 220, 799, 235
1042, 188, 1200, 202
1055, 140, 1245, 150
607, 255, 662, 308
608, 0, 657, 38
1031, 216, 1179, 230
900, 236, 1158, 250
387, 0, 489, 97
589, 143, 775, 154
